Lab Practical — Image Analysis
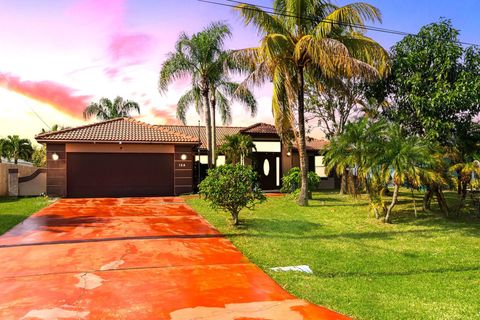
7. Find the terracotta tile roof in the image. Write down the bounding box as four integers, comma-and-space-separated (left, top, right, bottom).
35, 118, 198, 143
240, 123, 278, 134
159, 125, 243, 150
291, 138, 329, 152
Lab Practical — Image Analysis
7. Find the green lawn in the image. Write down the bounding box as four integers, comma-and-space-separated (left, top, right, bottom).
0, 197, 52, 235
187, 190, 480, 320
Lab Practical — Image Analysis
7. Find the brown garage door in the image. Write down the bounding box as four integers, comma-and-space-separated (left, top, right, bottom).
67, 153, 174, 198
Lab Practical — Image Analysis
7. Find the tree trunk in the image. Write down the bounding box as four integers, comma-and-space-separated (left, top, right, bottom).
211, 97, 217, 167
231, 210, 239, 226
384, 184, 399, 223
202, 88, 213, 168
433, 185, 449, 217
455, 181, 469, 216
296, 66, 308, 206
339, 169, 348, 195
423, 188, 433, 211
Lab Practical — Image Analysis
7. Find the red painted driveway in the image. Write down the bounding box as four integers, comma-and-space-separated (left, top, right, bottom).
0, 197, 349, 320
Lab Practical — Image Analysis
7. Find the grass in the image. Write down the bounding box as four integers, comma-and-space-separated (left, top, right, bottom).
0, 197, 52, 235
187, 190, 480, 320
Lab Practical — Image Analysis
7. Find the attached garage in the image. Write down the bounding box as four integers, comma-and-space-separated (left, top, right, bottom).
36, 118, 197, 198
67, 153, 174, 198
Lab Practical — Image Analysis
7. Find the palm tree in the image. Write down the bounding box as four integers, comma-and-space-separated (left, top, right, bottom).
449, 159, 480, 214
234, 0, 388, 206
3, 135, 34, 164
41, 124, 64, 133
176, 77, 257, 167
83, 96, 140, 120
220, 134, 257, 164
159, 22, 233, 168
323, 118, 387, 216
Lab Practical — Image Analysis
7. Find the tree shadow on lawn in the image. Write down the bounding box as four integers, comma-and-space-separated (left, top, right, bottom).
312, 264, 480, 279
226, 218, 452, 241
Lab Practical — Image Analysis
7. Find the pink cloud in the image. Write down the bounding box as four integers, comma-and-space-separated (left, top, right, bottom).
151, 106, 180, 124
109, 33, 153, 62
0, 73, 92, 118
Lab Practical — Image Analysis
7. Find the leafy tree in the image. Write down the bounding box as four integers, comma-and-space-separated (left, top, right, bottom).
280, 167, 321, 198
159, 22, 236, 168
199, 164, 266, 225
306, 77, 370, 139
234, 0, 388, 206
31, 146, 47, 167
385, 19, 480, 144
3, 135, 33, 164
0, 138, 6, 163
219, 134, 256, 164
83, 96, 140, 120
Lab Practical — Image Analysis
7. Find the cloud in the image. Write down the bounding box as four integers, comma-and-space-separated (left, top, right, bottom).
151, 106, 180, 124
108, 33, 153, 62
0, 73, 92, 118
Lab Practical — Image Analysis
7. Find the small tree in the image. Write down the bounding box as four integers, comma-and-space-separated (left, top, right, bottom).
32, 146, 47, 167
280, 167, 321, 199
199, 164, 265, 225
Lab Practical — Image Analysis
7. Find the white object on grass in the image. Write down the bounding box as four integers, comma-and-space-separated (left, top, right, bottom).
270, 265, 313, 274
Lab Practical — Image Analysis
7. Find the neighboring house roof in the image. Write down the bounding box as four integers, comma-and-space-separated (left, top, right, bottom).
160, 125, 243, 150
240, 122, 277, 134
35, 118, 198, 144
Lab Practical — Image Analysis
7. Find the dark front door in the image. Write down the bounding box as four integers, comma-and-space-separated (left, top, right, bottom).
254, 152, 279, 190
67, 153, 174, 198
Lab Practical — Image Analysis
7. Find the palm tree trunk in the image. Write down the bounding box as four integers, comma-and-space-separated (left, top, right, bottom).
384, 184, 400, 223
340, 168, 348, 195
202, 88, 213, 168
211, 100, 217, 167
423, 187, 433, 211
296, 66, 308, 206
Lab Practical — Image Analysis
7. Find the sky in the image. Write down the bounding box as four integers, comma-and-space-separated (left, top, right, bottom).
0, 0, 479, 143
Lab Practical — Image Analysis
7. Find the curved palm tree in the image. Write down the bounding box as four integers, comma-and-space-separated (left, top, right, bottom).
4, 135, 33, 164
449, 159, 480, 214
220, 134, 257, 164
159, 22, 235, 168
234, 0, 388, 205
83, 96, 140, 120
377, 126, 439, 223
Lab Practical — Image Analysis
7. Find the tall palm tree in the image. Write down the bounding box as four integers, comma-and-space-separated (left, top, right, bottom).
159, 22, 233, 168
220, 134, 257, 164
176, 77, 257, 166
234, 0, 388, 205
83, 96, 140, 120
4, 135, 33, 164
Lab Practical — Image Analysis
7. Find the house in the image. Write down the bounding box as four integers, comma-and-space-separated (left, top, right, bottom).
36, 118, 336, 198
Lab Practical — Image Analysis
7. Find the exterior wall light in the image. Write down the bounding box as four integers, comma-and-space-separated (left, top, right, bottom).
180, 154, 187, 161
286, 151, 291, 157
52, 153, 59, 161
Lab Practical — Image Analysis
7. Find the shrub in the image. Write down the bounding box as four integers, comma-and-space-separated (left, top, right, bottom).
199, 164, 266, 225
281, 167, 321, 195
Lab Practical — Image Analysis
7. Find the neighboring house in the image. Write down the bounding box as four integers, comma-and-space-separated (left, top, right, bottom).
36, 118, 336, 198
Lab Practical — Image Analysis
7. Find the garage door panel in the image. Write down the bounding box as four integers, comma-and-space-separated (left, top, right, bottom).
67, 153, 174, 197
